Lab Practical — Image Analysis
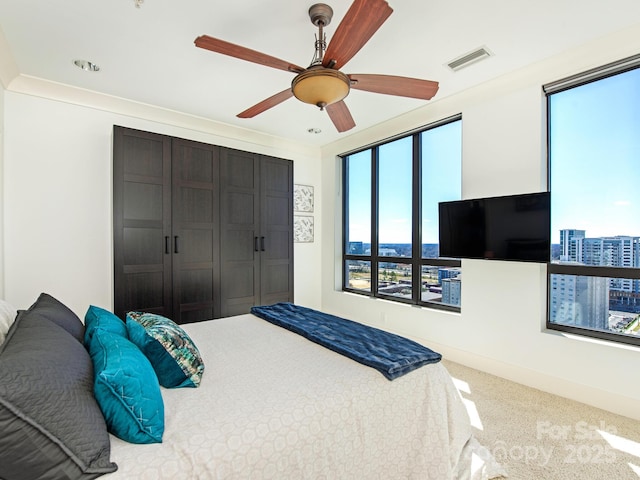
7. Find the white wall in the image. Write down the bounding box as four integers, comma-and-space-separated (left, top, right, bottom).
1, 85, 323, 316
320, 23, 640, 420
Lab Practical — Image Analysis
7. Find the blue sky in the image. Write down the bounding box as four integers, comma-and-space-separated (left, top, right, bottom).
347, 120, 461, 245
549, 67, 640, 244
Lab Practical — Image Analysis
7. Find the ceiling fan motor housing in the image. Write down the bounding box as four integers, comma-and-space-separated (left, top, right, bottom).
308, 3, 334, 26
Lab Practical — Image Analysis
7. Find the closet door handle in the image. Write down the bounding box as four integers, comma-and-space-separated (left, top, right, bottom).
260, 236, 265, 251
174, 236, 179, 254
165, 236, 170, 254
254, 236, 259, 252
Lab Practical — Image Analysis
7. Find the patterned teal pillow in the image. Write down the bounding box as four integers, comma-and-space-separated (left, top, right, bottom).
87, 329, 164, 444
84, 305, 127, 345
126, 312, 204, 388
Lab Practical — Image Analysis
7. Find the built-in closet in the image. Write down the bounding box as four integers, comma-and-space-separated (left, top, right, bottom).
113, 126, 293, 323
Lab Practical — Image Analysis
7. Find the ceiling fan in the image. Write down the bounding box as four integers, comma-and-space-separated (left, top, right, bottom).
194, 0, 439, 133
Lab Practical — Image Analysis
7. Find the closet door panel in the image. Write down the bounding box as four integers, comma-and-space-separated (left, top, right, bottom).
225, 153, 257, 189
260, 156, 294, 306
261, 264, 291, 297
220, 148, 260, 316
263, 229, 290, 261
225, 229, 255, 262
123, 183, 163, 221
172, 139, 220, 323
265, 196, 290, 226
262, 157, 291, 193
122, 227, 164, 265
123, 272, 165, 315
178, 268, 215, 322
225, 266, 257, 299
179, 229, 214, 263
114, 126, 172, 320
227, 192, 256, 225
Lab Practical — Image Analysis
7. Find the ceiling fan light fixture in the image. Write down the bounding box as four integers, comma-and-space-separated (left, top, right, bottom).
292, 67, 350, 109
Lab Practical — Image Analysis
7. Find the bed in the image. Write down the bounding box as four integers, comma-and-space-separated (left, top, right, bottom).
0, 294, 505, 480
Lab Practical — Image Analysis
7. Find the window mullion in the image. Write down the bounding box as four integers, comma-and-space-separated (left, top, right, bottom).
371, 147, 379, 296
341, 156, 349, 289
412, 133, 422, 304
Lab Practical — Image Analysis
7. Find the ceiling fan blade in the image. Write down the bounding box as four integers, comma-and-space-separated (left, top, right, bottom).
237, 89, 294, 118
349, 74, 439, 100
326, 101, 356, 132
322, 0, 393, 70
195, 35, 305, 74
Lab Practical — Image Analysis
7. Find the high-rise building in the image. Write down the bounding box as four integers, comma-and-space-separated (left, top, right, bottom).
438, 267, 461, 285
550, 271, 609, 330
559, 229, 585, 262
555, 230, 640, 324
442, 276, 461, 307
582, 237, 605, 266
573, 235, 640, 292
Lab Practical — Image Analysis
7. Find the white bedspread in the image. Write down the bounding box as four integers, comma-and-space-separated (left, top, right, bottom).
107, 314, 504, 479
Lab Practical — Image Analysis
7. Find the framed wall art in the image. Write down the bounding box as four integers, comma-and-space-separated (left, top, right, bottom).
294, 215, 314, 243
294, 184, 314, 213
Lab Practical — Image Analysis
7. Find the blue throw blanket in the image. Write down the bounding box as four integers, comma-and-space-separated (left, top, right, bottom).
250, 303, 441, 380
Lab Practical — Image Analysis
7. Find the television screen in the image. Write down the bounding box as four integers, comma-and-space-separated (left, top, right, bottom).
438, 192, 550, 262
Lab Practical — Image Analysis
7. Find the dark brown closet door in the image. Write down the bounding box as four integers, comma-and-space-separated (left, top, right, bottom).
171, 138, 220, 323
219, 149, 294, 316
113, 126, 172, 320
259, 155, 294, 306
219, 148, 260, 317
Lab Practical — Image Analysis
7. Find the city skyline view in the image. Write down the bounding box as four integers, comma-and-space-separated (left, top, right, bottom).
345, 65, 640, 345
550, 228, 640, 338
547, 65, 640, 343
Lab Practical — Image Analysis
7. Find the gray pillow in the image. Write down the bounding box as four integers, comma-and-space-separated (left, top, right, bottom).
25, 292, 85, 342
0, 310, 117, 480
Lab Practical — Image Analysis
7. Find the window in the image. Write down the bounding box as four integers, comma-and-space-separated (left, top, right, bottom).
546, 54, 640, 346
342, 116, 462, 310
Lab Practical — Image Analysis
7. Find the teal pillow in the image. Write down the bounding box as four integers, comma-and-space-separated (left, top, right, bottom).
84, 305, 127, 345
126, 312, 204, 388
87, 329, 164, 444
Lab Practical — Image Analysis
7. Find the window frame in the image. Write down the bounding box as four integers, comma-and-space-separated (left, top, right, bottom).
545, 53, 640, 347
341, 115, 462, 312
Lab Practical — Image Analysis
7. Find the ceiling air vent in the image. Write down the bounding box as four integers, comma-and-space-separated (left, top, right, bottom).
447, 47, 492, 72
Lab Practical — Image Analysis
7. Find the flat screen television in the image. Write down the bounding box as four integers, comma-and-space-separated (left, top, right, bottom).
438, 192, 550, 262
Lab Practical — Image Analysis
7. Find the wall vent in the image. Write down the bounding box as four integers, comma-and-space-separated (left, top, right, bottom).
447, 47, 492, 71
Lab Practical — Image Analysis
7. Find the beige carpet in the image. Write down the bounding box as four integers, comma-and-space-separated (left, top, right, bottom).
442, 360, 640, 479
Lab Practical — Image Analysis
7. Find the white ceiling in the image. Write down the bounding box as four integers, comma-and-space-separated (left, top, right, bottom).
1, 0, 640, 146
